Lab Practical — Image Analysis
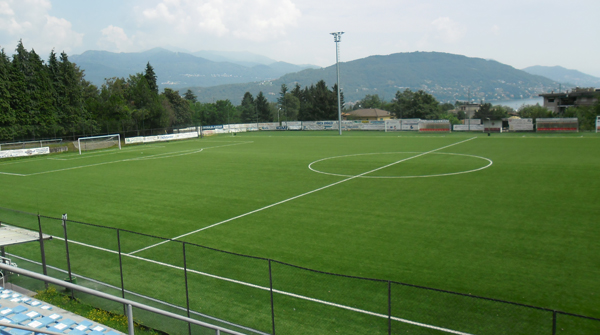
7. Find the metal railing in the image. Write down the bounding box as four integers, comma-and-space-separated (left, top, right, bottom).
1, 207, 599, 335
0, 263, 246, 335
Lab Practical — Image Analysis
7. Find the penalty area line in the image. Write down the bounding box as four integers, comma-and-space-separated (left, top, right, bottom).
130, 136, 477, 255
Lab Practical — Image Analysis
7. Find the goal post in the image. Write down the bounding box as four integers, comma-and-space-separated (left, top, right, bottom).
76, 134, 121, 155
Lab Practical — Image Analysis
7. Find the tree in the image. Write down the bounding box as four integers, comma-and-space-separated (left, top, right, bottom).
277, 84, 288, 122
0, 49, 15, 140
162, 88, 192, 126
392, 89, 439, 119
355, 94, 383, 109
239, 92, 256, 123
256, 91, 271, 122
144, 62, 158, 94
518, 104, 553, 119
474, 103, 509, 120
184, 89, 197, 103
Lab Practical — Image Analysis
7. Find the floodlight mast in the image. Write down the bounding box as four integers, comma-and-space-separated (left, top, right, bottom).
331, 32, 344, 135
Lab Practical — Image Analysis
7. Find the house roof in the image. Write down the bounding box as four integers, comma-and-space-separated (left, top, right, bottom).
347, 108, 392, 118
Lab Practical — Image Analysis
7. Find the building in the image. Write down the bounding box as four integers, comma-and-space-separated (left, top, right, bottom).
345, 108, 393, 121
539, 87, 599, 115
450, 103, 480, 118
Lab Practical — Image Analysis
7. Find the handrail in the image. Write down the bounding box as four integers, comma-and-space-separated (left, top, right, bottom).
0, 263, 247, 335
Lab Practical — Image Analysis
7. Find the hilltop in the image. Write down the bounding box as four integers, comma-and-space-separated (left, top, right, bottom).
185, 52, 560, 104
522, 65, 600, 88
70, 48, 318, 89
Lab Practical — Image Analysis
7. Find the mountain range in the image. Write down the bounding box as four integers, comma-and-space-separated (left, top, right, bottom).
182, 52, 561, 104
522, 66, 600, 88
70, 48, 318, 89
72, 48, 586, 105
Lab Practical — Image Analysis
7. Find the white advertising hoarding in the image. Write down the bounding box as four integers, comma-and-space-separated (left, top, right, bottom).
0, 147, 50, 159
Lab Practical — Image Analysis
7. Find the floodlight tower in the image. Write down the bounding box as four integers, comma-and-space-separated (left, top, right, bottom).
331, 32, 344, 135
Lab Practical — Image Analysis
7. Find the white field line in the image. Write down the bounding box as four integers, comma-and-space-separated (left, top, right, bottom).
130, 137, 477, 255
0, 171, 26, 176
308, 152, 493, 179
1, 141, 252, 177
52, 236, 473, 335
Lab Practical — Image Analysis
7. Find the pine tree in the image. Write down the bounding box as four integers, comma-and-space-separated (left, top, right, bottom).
144, 62, 158, 94
255, 91, 271, 122
184, 89, 197, 103
239, 92, 256, 123
0, 49, 15, 140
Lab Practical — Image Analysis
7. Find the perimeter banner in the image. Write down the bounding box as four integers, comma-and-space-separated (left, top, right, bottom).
125, 132, 199, 144
0, 147, 50, 159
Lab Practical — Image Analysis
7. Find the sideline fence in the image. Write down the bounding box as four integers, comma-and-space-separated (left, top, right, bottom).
0, 207, 598, 335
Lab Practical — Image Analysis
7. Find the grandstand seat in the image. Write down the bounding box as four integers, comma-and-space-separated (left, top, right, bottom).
72, 320, 93, 331
7, 329, 32, 335
46, 318, 76, 333
0, 308, 14, 317
7, 314, 29, 325
22, 311, 39, 320
25, 316, 55, 329
89, 325, 106, 332
22, 301, 40, 308
8, 307, 25, 315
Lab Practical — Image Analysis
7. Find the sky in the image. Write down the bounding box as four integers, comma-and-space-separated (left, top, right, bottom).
1, 0, 599, 77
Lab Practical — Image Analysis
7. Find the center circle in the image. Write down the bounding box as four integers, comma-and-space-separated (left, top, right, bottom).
308, 152, 493, 178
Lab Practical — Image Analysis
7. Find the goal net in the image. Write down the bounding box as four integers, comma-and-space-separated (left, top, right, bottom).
596, 116, 600, 133
419, 120, 451, 132
536, 118, 578, 132
76, 134, 121, 154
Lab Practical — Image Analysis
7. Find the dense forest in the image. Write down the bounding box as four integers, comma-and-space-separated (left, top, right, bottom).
1, 42, 598, 142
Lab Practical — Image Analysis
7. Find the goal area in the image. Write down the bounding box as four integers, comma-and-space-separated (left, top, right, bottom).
536, 118, 578, 132
76, 134, 121, 154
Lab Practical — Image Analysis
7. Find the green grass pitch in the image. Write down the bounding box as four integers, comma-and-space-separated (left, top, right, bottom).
1, 131, 599, 334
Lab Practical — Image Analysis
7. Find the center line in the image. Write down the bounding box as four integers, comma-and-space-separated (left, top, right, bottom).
130, 137, 477, 255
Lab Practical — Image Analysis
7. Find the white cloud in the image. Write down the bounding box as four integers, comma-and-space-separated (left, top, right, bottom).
0, 0, 82, 54
98, 25, 134, 52
139, 0, 301, 41
431, 17, 465, 43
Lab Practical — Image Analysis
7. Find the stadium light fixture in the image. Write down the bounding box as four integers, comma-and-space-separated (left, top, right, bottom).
331, 32, 344, 135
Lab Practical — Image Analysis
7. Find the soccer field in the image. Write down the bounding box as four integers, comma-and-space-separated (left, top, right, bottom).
1, 132, 599, 334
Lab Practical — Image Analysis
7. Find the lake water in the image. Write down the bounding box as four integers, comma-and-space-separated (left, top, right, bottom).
491, 97, 543, 110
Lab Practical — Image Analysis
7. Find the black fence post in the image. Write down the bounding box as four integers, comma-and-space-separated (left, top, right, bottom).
117, 229, 126, 314
388, 281, 392, 335
269, 259, 275, 335
37, 214, 48, 288
61, 214, 74, 298
552, 311, 557, 335
183, 242, 191, 335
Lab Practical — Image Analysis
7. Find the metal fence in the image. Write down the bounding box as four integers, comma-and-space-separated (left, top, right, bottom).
0, 206, 598, 335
